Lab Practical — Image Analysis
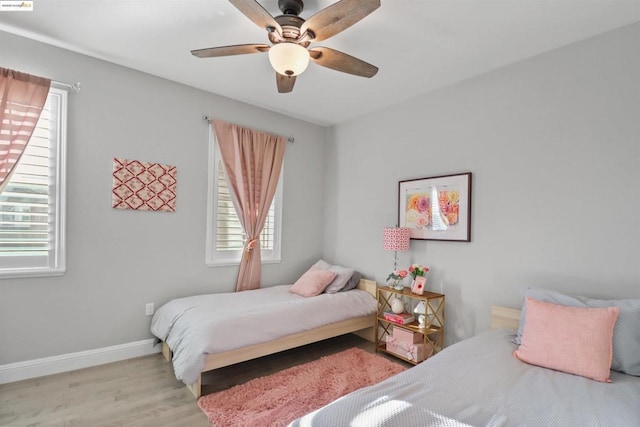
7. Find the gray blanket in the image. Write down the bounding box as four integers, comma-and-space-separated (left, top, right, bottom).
290, 329, 640, 426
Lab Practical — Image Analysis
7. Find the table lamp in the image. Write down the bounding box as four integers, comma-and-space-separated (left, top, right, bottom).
414, 301, 427, 328
382, 227, 411, 271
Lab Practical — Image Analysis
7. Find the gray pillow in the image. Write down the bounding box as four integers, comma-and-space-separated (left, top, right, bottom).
514, 288, 640, 376
311, 259, 356, 294
340, 271, 363, 292
324, 265, 355, 294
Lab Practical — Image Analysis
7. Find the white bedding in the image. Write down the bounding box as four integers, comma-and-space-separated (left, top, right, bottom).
151, 285, 376, 385
290, 329, 640, 426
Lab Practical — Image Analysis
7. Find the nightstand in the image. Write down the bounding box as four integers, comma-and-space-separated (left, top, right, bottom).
376, 285, 445, 365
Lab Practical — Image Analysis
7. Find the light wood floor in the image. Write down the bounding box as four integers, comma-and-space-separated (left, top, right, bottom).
1, 334, 403, 427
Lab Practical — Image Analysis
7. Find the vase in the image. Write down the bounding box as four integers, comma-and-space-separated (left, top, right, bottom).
390, 297, 404, 314
390, 279, 404, 291
411, 276, 427, 295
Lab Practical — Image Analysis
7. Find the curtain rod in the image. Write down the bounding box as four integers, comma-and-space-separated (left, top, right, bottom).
52, 80, 82, 93
203, 115, 294, 143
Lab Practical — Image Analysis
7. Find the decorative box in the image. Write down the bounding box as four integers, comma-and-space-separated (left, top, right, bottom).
392, 326, 424, 344
386, 336, 432, 362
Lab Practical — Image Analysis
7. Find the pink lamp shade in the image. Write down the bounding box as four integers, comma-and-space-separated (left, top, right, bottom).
383, 227, 411, 251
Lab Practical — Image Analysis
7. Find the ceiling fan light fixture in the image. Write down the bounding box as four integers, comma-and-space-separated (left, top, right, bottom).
268, 42, 309, 77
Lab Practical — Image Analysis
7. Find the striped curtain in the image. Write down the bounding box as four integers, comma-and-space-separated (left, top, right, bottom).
0, 68, 51, 192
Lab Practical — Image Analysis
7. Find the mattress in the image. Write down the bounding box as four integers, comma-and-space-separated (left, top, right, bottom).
290, 329, 640, 426
151, 285, 376, 385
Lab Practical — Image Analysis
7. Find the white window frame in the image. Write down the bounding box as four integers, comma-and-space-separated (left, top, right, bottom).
0, 86, 67, 279
205, 129, 283, 266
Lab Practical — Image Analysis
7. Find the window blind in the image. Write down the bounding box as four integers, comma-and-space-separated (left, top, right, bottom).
0, 104, 52, 257
215, 160, 275, 251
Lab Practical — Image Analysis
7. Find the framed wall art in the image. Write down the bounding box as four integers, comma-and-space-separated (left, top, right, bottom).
112, 158, 177, 212
398, 172, 472, 242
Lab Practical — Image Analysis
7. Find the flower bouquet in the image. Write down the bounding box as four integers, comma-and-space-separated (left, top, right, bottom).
387, 269, 408, 290
408, 264, 429, 295
408, 264, 429, 279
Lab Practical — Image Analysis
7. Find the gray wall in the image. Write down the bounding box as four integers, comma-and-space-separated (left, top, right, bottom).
2, 23, 639, 365
323, 23, 640, 344
0, 32, 327, 364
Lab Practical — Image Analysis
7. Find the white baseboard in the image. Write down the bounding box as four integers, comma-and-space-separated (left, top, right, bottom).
0, 338, 161, 385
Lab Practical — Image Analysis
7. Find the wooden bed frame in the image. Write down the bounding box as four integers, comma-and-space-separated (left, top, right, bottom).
161, 278, 378, 398
490, 305, 521, 330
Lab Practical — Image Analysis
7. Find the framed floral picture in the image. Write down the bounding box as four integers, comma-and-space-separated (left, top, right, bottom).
398, 172, 472, 241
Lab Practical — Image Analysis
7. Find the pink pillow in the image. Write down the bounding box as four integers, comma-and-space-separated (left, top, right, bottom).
513, 297, 619, 382
290, 267, 337, 297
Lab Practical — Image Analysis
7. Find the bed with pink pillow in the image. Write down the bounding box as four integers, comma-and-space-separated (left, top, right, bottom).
290, 290, 640, 426
151, 261, 376, 398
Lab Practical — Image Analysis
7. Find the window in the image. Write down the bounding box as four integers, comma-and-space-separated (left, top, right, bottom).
205, 130, 282, 265
0, 87, 67, 278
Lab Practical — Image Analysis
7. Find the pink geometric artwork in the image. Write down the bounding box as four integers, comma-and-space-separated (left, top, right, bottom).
112, 158, 177, 212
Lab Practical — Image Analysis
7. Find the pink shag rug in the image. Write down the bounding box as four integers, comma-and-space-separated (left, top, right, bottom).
197, 347, 406, 427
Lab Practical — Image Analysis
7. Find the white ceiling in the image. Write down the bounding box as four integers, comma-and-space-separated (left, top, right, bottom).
1, 0, 639, 126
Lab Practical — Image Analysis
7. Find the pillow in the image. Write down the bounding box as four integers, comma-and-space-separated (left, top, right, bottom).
340, 271, 363, 292
312, 259, 331, 271
513, 297, 619, 382
311, 259, 356, 294
514, 288, 640, 376
324, 266, 356, 294
290, 267, 337, 297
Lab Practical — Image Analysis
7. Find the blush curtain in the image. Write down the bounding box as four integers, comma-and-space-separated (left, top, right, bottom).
0, 67, 51, 192
212, 120, 286, 292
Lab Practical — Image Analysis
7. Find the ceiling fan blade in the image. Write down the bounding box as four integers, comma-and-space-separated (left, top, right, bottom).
309, 47, 378, 78
301, 0, 380, 42
276, 73, 296, 93
191, 44, 270, 58
229, 0, 282, 34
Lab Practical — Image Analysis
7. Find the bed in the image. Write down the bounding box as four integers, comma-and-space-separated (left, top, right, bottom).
152, 278, 378, 398
289, 300, 640, 426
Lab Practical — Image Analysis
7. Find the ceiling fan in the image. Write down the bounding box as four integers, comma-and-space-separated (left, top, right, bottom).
191, 0, 380, 93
